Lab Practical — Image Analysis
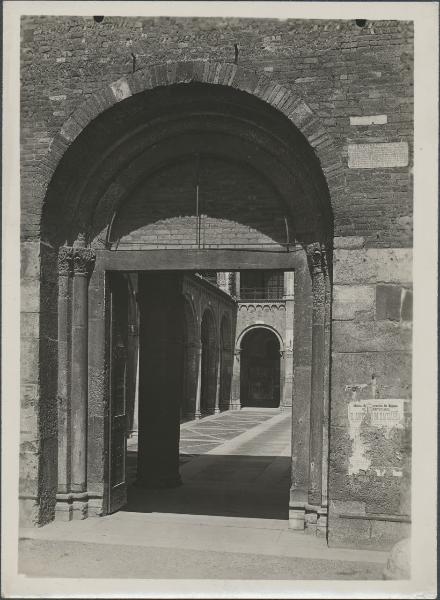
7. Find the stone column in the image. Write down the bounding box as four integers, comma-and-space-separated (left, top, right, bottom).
307, 243, 326, 508
319, 246, 332, 535
194, 342, 202, 420
289, 251, 312, 530
214, 346, 222, 414
55, 247, 73, 520
71, 243, 95, 497
230, 348, 241, 410
283, 271, 295, 410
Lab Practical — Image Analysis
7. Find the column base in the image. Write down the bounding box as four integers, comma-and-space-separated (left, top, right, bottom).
289, 507, 306, 530
289, 502, 328, 536
55, 492, 88, 521
229, 402, 241, 411
304, 504, 328, 536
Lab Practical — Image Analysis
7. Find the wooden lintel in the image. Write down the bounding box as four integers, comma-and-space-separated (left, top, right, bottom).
96, 249, 303, 271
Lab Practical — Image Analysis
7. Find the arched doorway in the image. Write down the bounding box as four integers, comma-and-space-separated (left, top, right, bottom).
240, 328, 281, 409
25, 67, 335, 529
200, 309, 218, 417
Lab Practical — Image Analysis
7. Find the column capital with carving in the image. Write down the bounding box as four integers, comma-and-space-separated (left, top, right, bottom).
58, 246, 73, 276
306, 242, 329, 276
73, 247, 96, 276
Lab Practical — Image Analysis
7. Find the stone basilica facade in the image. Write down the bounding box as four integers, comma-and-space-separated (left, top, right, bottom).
20, 15, 413, 550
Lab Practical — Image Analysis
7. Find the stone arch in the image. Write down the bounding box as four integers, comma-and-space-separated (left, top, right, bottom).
200, 307, 218, 416
39, 60, 340, 248
236, 323, 284, 353
25, 61, 336, 529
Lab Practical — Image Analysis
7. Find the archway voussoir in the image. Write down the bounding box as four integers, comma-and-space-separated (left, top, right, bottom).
214, 62, 227, 85
264, 82, 281, 104
221, 63, 237, 87
166, 61, 178, 85
234, 68, 258, 93
175, 60, 195, 84
286, 98, 314, 128
272, 87, 291, 109
71, 105, 93, 129
209, 62, 223, 85
192, 60, 207, 82
199, 60, 211, 83
80, 95, 102, 124
312, 135, 334, 152
308, 127, 329, 146
110, 76, 133, 103
93, 87, 117, 114
261, 82, 280, 103
131, 68, 153, 94
151, 63, 168, 88
60, 116, 84, 144
253, 74, 273, 100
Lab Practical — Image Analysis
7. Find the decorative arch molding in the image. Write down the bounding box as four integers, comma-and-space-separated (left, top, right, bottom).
39, 60, 342, 246
235, 323, 285, 353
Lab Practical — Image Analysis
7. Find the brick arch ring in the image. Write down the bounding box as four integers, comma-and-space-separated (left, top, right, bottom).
42, 60, 343, 211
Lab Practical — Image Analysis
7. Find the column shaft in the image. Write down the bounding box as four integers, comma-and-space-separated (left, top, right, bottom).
195, 345, 202, 419
215, 347, 221, 413
57, 247, 72, 494
283, 271, 295, 409
230, 350, 241, 410
308, 246, 326, 507
71, 247, 95, 493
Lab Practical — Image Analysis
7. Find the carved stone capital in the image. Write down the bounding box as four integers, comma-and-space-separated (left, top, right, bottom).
306, 242, 331, 277
58, 247, 73, 276
306, 242, 324, 275
73, 248, 96, 276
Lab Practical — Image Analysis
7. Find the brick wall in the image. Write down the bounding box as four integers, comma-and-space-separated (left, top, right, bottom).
21, 16, 413, 247
112, 157, 287, 249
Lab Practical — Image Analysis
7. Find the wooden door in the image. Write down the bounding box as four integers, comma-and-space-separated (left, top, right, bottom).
107, 272, 129, 513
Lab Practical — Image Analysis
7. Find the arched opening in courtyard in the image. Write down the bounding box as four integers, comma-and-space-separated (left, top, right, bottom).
240, 328, 281, 409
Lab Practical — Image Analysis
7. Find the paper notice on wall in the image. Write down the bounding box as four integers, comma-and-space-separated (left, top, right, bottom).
348, 399, 406, 475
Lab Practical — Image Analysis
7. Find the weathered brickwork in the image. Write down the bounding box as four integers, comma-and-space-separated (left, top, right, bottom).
21, 16, 413, 247
20, 16, 414, 549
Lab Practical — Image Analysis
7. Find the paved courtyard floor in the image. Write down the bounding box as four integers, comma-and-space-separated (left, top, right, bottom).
19, 409, 388, 580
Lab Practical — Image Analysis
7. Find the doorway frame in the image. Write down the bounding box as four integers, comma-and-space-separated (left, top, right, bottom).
81, 245, 331, 532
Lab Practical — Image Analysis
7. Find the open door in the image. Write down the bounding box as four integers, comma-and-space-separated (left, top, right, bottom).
107, 272, 129, 513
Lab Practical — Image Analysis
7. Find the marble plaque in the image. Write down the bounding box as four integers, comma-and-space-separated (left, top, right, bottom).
348, 142, 409, 168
